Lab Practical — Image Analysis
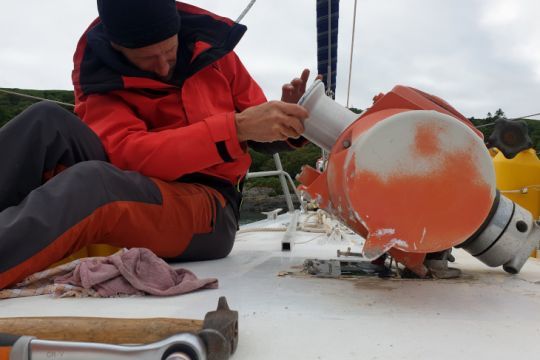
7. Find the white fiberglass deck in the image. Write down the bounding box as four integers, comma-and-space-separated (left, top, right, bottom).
1, 212, 539, 359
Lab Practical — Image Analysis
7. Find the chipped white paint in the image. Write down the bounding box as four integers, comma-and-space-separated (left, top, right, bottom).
421, 227, 427, 243
363, 235, 409, 256
389, 238, 409, 249
343, 110, 496, 197
373, 228, 396, 237
353, 210, 368, 230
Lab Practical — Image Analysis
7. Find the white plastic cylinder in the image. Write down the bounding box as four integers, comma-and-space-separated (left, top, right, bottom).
298, 80, 358, 151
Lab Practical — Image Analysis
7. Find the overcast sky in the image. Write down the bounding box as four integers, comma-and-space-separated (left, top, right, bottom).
1, 0, 539, 119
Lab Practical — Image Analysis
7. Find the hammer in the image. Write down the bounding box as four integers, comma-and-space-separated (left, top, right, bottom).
0, 296, 238, 360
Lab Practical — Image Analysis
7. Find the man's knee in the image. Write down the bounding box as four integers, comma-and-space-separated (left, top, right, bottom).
7, 101, 75, 132
22, 101, 71, 121
26, 101, 67, 114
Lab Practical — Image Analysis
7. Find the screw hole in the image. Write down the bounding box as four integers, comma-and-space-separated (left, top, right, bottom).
516, 220, 528, 233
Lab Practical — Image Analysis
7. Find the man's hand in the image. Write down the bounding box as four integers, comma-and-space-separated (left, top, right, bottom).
235, 101, 308, 142
281, 69, 323, 104
234, 68, 321, 143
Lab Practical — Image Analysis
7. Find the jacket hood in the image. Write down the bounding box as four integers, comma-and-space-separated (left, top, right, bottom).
73, 2, 247, 99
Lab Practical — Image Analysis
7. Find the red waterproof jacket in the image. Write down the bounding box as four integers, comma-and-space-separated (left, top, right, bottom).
72, 3, 270, 190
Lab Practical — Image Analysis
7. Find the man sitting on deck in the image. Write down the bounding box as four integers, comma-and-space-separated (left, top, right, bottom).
0, 0, 315, 289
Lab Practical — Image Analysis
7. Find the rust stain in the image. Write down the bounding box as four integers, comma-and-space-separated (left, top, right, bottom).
352, 279, 397, 291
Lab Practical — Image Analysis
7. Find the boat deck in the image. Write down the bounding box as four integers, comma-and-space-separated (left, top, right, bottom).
1, 212, 539, 359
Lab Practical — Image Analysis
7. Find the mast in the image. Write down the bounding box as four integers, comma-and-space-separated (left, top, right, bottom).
316, 0, 340, 99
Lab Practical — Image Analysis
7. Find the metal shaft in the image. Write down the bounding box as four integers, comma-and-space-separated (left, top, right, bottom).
11, 334, 207, 360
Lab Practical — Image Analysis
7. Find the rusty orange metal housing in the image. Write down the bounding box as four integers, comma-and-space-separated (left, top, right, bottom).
298, 86, 496, 276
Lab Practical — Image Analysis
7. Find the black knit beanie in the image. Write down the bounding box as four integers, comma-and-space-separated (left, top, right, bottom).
97, 0, 181, 49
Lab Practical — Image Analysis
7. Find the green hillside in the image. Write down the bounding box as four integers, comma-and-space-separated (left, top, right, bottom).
0, 89, 74, 127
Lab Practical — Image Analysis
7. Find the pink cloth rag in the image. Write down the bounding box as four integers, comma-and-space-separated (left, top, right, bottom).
55, 248, 218, 297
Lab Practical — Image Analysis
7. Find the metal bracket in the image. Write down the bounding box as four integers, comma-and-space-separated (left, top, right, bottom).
282, 211, 299, 251
336, 247, 363, 258
303, 259, 390, 278
261, 208, 282, 221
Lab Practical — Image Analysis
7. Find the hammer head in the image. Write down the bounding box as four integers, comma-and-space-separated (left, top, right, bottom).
202, 297, 239, 356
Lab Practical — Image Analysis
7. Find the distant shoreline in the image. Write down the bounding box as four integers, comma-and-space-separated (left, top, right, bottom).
240, 186, 300, 214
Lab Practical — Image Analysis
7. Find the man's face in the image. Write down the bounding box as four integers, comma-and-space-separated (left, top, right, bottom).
112, 35, 178, 81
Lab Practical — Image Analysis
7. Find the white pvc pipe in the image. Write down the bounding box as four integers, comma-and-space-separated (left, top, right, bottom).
298, 80, 358, 151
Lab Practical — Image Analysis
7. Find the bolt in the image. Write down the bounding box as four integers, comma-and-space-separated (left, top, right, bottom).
343, 140, 351, 148
516, 220, 528, 233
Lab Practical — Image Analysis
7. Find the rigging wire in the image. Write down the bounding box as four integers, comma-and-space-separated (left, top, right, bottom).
511, 112, 540, 120
346, 0, 358, 108
475, 112, 540, 129
0, 88, 74, 108
236, 0, 257, 23
474, 123, 495, 129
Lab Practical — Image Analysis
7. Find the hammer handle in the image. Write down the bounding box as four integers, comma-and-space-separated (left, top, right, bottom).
0, 317, 203, 344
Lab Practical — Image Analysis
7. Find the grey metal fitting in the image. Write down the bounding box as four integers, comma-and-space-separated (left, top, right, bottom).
458, 193, 540, 274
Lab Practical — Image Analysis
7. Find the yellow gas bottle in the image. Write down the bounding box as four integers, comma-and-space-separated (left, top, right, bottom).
50, 244, 120, 267
493, 149, 540, 257
86, 244, 120, 257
